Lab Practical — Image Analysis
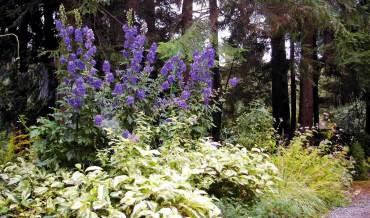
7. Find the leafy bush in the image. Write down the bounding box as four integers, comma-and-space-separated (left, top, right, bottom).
30, 109, 106, 168
234, 101, 276, 152
331, 100, 366, 135
250, 135, 353, 218
215, 198, 250, 218
1, 117, 279, 217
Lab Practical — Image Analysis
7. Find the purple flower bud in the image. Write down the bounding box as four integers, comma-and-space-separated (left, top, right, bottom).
122, 130, 130, 138
75, 59, 85, 70
229, 77, 238, 87
67, 26, 74, 35
59, 55, 66, 65
121, 50, 129, 58
91, 59, 96, 66
89, 67, 97, 75
129, 76, 138, 85
55, 20, 63, 32
112, 83, 123, 96
160, 81, 170, 91
70, 53, 77, 61
146, 42, 157, 64
92, 79, 102, 90
74, 28, 83, 43
167, 75, 175, 84
67, 97, 82, 109
144, 65, 153, 74
76, 47, 83, 55
94, 115, 103, 126
105, 73, 114, 83
102, 60, 110, 73
136, 89, 145, 100
181, 90, 190, 99
64, 37, 71, 47
67, 61, 76, 73
125, 95, 135, 106
176, 99, 187, 109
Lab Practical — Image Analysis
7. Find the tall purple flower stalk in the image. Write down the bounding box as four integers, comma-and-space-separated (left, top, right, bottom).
55, 18, 217, 129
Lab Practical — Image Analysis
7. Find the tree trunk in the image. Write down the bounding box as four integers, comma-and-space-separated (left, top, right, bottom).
290, 36, 297, 133
41, 0, 59, 114
299, 27, 315, 128
271, 32, 290, 135
182, 0, 193, 34
312, 33, 320, 126
127, 0, 137, 11
209, 0, 222, 141
366, 93, 370, 134
142, 0, 156, 42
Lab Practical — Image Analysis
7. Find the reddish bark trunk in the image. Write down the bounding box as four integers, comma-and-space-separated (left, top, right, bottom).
182, 0, 193, 33
299, 28, 315, 128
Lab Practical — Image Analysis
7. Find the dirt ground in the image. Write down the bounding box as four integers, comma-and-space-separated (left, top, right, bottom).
326, 181, 370, 218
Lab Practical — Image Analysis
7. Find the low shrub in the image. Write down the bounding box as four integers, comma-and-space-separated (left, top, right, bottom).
331, 100, 366, 135
0, 117, 279, 217
350, 141, 368, 180
234, 101, 276, 152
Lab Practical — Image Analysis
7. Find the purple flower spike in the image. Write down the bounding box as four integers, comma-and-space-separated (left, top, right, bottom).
94, 115, 103, 126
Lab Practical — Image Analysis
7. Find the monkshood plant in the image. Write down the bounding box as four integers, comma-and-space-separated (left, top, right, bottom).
30, 9, 236, 168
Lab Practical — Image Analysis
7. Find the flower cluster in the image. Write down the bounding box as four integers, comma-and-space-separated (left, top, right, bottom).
55, 19, 219, 134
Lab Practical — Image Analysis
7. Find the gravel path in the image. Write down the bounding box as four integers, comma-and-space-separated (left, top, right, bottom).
327, 181, 370, 218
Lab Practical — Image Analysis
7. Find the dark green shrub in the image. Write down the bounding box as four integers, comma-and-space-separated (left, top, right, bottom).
235, 101, 276, 152
351, 141, 368, 180
30, 108, 107, 168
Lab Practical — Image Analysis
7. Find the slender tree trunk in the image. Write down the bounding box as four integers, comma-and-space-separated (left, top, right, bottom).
299, 27, 314, 128
42, 0, 59, 114
312, 33, 320, 126
142, 0, 156, 42
182, 0, 193, 34
366, 93, 370, 134
290, 36, 297, 133
271, 32, 290, 135
209, 0, 222, 141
